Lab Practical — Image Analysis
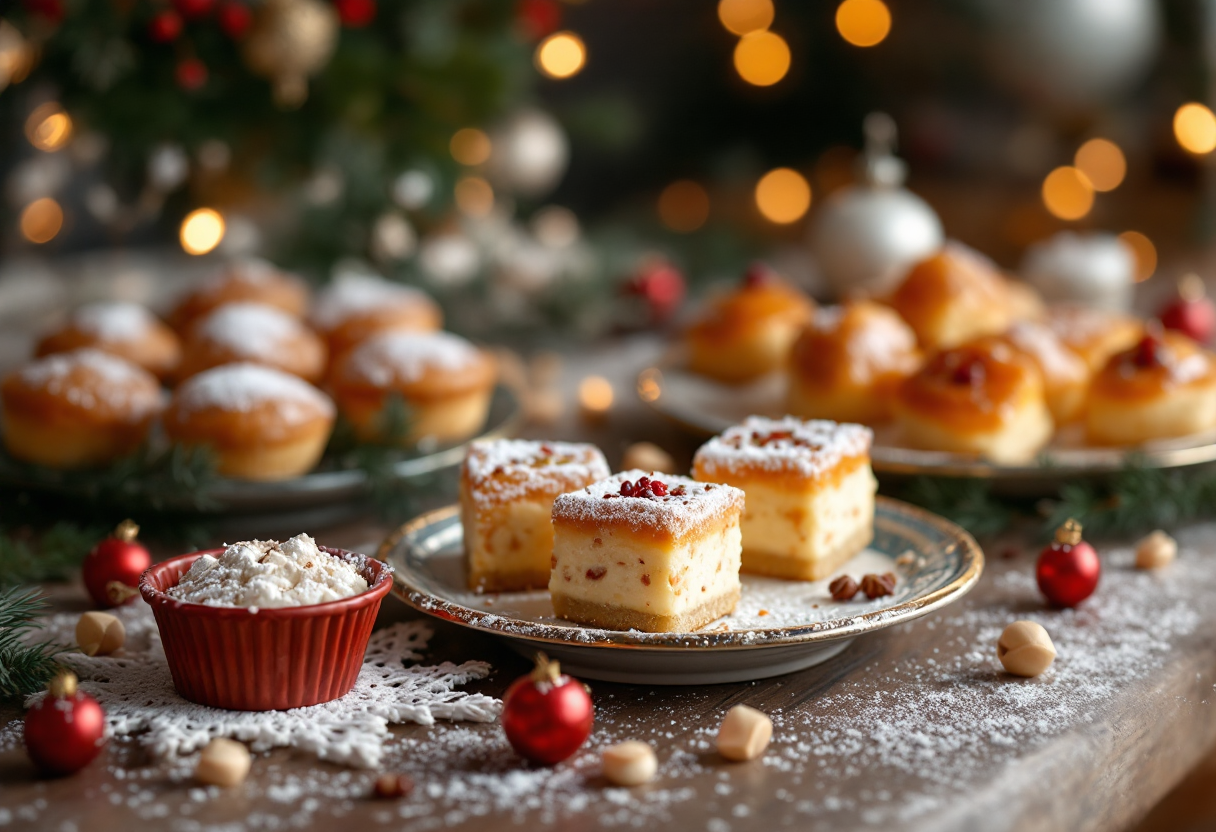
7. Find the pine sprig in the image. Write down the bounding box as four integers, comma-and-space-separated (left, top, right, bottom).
0, 587, 65, 700
896, 477, 1016, 539
0, 522, 100, 587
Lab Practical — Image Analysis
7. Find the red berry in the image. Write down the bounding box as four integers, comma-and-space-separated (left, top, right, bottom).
500, 654, 593, 766
217, 2, 253, 37
23, 0, 64, 23
24, 673, 106, 777
335, 0, 376, 27
148, 10, 183, 42
743, 262, 776, 288
82, 520, 151, 609
173, 0, 215, 19
176, 58, 208, 91
651, 480, 667, 496
516, 0, 562, 40
1035, 519, 1101, 608
626, 259, 686, 323
1159, 275, 1216, 345
1131, 334, 1163, 369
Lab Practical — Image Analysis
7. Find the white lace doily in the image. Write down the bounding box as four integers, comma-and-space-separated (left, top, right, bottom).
26, 603, 500, 768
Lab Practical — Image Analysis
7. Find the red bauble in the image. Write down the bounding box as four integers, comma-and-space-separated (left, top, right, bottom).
516, 0, 562, 40
501, 653, 593, 765
217, 2, 253, 38
148, 10, 184, 42
176, 58, 209, 91
25, 672, 106, 777
1036, 519, 1101, 608
1159, 274, 1216, 345
626, 258, 686, 323
335, 0, 376, 27
83, 520, 151, 609
173, 0, 215, 19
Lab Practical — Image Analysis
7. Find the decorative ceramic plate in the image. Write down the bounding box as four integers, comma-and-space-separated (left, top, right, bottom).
637, 363, 1216, 482
0, 384, 521, 513
379, 497, 983, 685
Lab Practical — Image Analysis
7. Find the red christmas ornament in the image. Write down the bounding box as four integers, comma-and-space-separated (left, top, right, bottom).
501, 653, 593, 765
626, 258, 686, 323
1159, 274, 1216, 345
173, 0, 215, 19
516, 0, 562, 40
217, 2, 253, 38
335, 0, 376, 27
1036, 519, 1101, 608
24, 672, 106, 777
23, 0, 64, 23
176, 58, 209, 91
83, 520, 151, 609
148, 10, 184, 43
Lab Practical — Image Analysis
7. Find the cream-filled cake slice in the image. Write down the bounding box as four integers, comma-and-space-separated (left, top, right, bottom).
692, 416, 876, 581
549, 471, 744, 633
461, 439, 610, 593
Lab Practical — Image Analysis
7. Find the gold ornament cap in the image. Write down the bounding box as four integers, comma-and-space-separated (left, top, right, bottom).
1055, 518, 1083, 546
48, 670, 78, 698
529, 652, 562, 685
115, 519, 140, 542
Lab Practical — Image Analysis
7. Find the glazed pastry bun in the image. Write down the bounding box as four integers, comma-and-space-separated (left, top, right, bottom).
894, 338, 1053, 463
36, 301, 181, 381
311, 274, 442, 362
164, 363, 335, 481
177, 302, 328, 384
685, 264, 814, 383
1086, 331, 1216, 446
1045, 304, 1144, 372
998, 320, 1091, 425
887, 243, 1012, 351
330, 331, 496, 445
170, 258, 310, 332
786, 301, 921, 424
1, 349, 162, 469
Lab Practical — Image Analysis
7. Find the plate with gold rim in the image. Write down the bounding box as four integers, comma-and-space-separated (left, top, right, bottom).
377, 496, 983, 685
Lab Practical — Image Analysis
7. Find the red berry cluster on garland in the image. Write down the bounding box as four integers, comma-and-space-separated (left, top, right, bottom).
218, 2, 253, 38
516, 0, 562, 40
174, 0, 216, 19
176, 58, 209, 91
82, 520, 151, 609
24, 672, 107, 777
501, 653, 593, 766
148, 10, 184, 43
335, 0, 376, 27
23, 0, 64, 24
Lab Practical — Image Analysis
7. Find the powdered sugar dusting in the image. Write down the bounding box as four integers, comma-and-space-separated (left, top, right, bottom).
464, 439, 610, 507
313, 275, 433, 331
553, 470, 744, 540
70, 301, 158, 342
172, 362, 334, 420
694, 415, 873, 480
346, 331, 482, 387
14, 348, 161, 416
1004, 320, 1088, 382
194, 302, 311, 361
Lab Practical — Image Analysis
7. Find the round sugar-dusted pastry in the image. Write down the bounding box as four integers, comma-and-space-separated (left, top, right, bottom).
177, 302, 327, 384
1, 349, 162, 469
311, 275, 442, 363
887, 243, 1012, 351
36, 301, 181, 381
1044, 304, 1143, 372
169, 258, 310, 332
998, 320, 1091, 425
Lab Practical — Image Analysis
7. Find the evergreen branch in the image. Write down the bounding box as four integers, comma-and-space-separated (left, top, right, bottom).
0, 587, 66, 700
896, 477, 1015, 539
0, 522, 100, 587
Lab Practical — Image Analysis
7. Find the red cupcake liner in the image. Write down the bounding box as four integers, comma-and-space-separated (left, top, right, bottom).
140, 546, 394, 711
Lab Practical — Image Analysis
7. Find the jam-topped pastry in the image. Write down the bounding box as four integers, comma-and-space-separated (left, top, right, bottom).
693, 416, 876, 581
886, 243, 1012, 351
461, 439, 610, 593
177, 302, 328, 384
1044, 304, 1143, 372
894, 337, 1053, 463
1085, 330, 1216, 445
36, 301, 181, 382
786, 301, 922, 424
169, 258, 310, 332
998, 320, 1091, 425
311, 275, 442, 363
549, 470, 744, 633
685, 263, 814, 383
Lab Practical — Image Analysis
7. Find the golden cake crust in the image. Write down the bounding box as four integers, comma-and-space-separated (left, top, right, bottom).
551, 587, 741, 633
36, 302, 181, 381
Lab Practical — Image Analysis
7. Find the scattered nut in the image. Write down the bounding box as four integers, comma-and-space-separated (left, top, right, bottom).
716, 705, 772, 762
621, 442, 676, 475
1135, 530, 1177, 570
75, 611, 125, 657
601, 741, 658, 786
372, 773, 414, 799
997, 620, 1056, 678
829, 575, 859, 601
195, 738, 252, 787
860, 572, 896, 600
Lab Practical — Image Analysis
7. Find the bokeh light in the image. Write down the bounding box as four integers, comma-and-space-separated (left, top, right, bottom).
180, 208, 226, 255
835, 0, 891, 48
578, 375, 614, 417
535, 32, 586, 80
20, 198, 63, 244
1041, 166, 1094, 221
658, 180, 710, 232
1174, 103, 1216, 155
717, 0, 774, 36
1074, 138, 1126, 192
755, 167, 812, 224
733, 30, 790, 87
455, 175, 495, 217
450, 128, 491, 166
24, 103, 73, 152
1118, 230, 1157, 282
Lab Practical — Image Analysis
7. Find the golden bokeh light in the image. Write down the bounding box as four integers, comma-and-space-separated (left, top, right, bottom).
658, 180, 710, 233
835, 0, 891, 48
455, 175, 495, 217
717, 0, 774, 36
755, 167, 812, 224
1174, 103, 1216, 155
1118, 230, 1157, 282
636, 367, 662, 403
1074, 138, 1126, 192
24, 103, 73, 152
180, 208, 226, 255
450, 128, 491, 166
733, 30, 790, 87
578, 375, 614, 418
1041, 166, 1094, 221
20, 198, 63, 244
535, 32, 586, 80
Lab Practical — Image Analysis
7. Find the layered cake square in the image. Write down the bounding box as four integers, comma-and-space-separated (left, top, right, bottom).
549, 471, 744, 633
461, 439, 610, 592
692, 416, 876, 581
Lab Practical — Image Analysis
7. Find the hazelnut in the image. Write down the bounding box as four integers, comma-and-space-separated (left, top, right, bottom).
997, 620, 1056, 677
716, 705, 772, 762
1135, 530, 1177, 570
621, 442, 676, 475
601, 741, 658, 786
195, 738, 251, 787
372, 773, 414, 799
75, 611, 125, 657
829, 575, 859, 601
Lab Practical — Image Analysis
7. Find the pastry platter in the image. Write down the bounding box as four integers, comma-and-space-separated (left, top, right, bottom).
637, 362, 1216, 482
379, 497, 983, 685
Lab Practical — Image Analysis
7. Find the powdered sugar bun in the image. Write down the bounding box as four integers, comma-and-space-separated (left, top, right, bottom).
311, 275, 442, 360
170, 258, 310, 332
178, 302, 327, 384
36, 301, 181, 381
